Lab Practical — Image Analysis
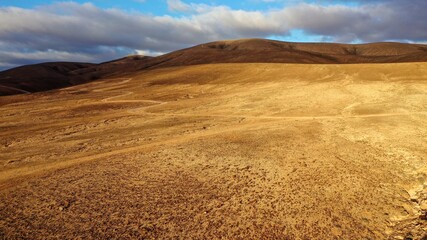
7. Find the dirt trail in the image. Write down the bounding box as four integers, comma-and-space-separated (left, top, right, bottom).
0, 84, 30, 94
139, 111, 427, 120
0, 119, 258, 190
101, 78, 427, 121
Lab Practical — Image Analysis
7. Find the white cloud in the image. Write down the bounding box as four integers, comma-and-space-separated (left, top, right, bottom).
0, 1, 426, 69
134, 49, 165, 56
167, 0, 192, 12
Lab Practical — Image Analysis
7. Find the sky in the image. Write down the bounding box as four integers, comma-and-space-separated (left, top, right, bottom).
0, 0, 426, 70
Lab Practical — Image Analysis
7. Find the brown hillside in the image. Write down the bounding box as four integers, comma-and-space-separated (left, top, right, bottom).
0, 56, 152, 96
1, 39, 427, 96
0, 62, 94, 96
138, 39, 427, 69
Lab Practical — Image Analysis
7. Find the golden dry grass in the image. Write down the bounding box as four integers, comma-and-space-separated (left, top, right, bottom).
0, 63, 427, 239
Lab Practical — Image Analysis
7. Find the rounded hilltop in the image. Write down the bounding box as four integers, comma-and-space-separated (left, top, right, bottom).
1, 38, 427, 96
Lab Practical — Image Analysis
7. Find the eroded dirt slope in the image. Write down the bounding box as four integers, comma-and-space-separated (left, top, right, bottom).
0, 63, 427, 239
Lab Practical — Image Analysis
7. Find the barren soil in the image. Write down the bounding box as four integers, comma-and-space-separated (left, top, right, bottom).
1, 63, 427, 239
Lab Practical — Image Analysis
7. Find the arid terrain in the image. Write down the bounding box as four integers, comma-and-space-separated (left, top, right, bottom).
1, 40, 427, 239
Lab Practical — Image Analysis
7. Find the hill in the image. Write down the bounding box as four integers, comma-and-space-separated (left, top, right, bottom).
1, 62, 426, 239
140, 39, 427, 68
0, 56, 152, 96
1, 39, 427, 96
0, 62, 94, 96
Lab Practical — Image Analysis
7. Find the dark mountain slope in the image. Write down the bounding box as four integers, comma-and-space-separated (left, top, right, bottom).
1, 39, 427, 96
0, 56, 152, 96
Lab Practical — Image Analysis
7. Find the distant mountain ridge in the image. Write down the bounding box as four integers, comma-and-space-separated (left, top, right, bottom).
1, 39, 427, 96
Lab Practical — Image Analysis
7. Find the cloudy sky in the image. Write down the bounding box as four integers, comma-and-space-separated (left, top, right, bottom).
0, 0, 426, 70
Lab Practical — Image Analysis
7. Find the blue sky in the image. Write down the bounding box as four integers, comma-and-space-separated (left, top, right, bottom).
0, 0, 362, 15
0, 0, 426, 69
